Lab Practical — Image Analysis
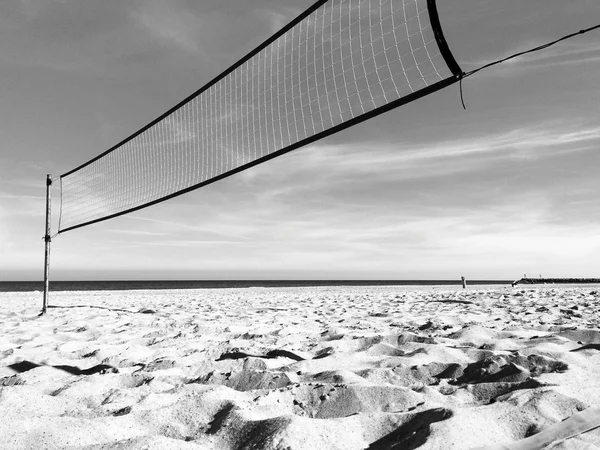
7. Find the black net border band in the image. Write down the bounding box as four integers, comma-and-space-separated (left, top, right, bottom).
427, 0, 462, 77
59, 0, 462, 234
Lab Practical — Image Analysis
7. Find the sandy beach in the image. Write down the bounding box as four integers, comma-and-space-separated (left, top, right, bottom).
1, 285, 599, 449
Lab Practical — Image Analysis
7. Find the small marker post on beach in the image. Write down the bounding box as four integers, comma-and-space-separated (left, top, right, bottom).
41, 174, 52, 316
461, 276, 467, 289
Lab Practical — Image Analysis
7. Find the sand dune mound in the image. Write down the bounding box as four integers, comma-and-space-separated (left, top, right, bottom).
557, 328, 600, 344
455, 353, 568, 385
290, 383, 424, 419
205, 369, 293, 391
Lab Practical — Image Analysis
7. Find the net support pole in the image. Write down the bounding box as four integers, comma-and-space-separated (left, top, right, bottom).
41, 174, 52, 315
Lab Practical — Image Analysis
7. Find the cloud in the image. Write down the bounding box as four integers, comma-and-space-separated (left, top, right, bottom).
202, 118, 600, 255
0, 0, 216, 76
516, 39, 600, 68
104, 239, 255, 249
89, 188, 600, 278
238, 120, 600, 188
0, 192, 44, 218
106, 229, 167, 237
463, 39, 600, 74
263, 11, 290, 34
123, 215, 254, 241
260, 7, 303, 34
129, 0, 203, 54
0, 193, 44, 200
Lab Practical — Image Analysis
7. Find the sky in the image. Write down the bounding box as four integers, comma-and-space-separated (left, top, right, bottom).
1, 0, 599, 281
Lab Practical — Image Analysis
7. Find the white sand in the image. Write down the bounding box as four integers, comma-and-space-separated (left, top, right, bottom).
1, 285, 600, 449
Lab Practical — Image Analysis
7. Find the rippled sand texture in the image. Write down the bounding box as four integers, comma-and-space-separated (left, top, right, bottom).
1, 286, 600, 449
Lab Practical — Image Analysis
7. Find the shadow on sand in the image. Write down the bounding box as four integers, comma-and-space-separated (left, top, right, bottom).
48, 305, 155, 314
367, 408, 453, 450
8, 360, 118, 376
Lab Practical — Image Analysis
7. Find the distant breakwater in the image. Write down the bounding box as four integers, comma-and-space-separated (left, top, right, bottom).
512, 278, 600, 286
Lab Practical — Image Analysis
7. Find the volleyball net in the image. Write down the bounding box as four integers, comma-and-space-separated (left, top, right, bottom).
58, 0, 462, 233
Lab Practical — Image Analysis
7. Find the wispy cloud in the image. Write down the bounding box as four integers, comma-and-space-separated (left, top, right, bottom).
516, 40, 600, 68
263, 11, 289, 34
0, 192, 44, 218
243, 121, 600, 186
259, 7, 302, 34
104, 239, 256, 249
124, 215, 254, 241
129, 0, 204, 54
463, 39, 600, 74
107, 229, 167, 237
0, 193, 44, 200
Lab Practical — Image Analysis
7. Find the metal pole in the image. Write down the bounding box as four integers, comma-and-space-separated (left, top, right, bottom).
41, 174, 52, 315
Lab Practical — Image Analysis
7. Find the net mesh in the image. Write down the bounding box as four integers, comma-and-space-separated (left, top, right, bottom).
59, 0, 460, 232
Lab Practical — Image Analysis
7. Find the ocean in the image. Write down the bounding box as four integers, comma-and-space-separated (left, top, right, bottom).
0, 280, 512, 293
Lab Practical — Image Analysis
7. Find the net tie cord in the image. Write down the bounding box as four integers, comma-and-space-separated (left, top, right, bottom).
458, 23, 600, 109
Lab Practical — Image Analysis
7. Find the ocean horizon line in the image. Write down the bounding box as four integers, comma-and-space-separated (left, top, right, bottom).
1, 279, 517, 292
